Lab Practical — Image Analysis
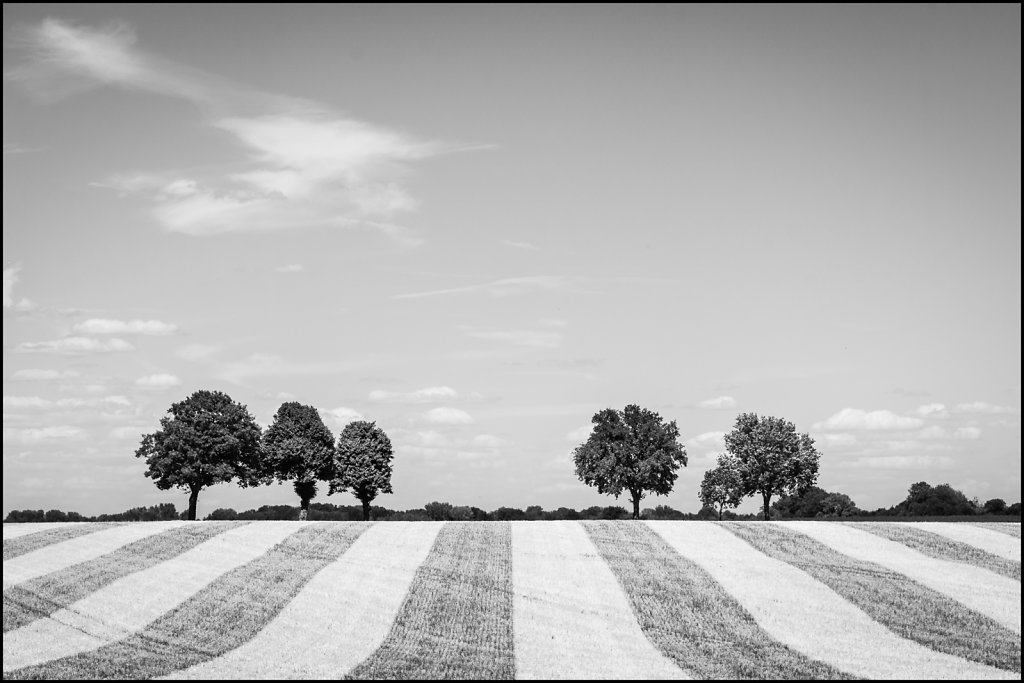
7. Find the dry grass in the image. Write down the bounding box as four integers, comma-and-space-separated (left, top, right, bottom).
648, 521, 1015, 680
511, 521, 686, 680
167, 521, 443, 679
3, 522, 368, 680
890, 523, 1020, 562
3, 524, 121, 562
3, 522, 243, 634
858, 523, 1020, 580
725, 522, 1020, 673
346, 522, 514, 679
3, 522, 187, 590
786, 522, 1020, 634
2, 522, 299, 674
974, 523, 1021, 539
583, 521, 850, 679
3, 523, 84, 541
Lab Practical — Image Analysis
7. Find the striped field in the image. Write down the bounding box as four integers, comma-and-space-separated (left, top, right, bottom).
2, 520, 1019, 680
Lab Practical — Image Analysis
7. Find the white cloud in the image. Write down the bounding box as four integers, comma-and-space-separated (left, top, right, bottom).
3, 425, 86, 443
915, 403, 948, 417
845, 455, 955, 470
394, 275, 569, 300
326, 407, 363, 427
819, 433, 857, 449
953, 402, 1019, 415
73, 318, 177, 335
10, 369, 80, 381
500, 239, 540, 250
918, 425, 949, 439
815, 408, 924, 431
369, 386, 459, 403
9, 19, 459, 243
274, 264, 304, 273
56, 395, 131, 408
423, 407, 474, 425
464, 329, 562, 348
135, 373, 182, 388
16, 337, 135, 354
109, 425, 149, 440
565, 424, 593, 443
698, 396, 736, 410
3, 266, 33, 310
953, 426, 982, 440
686, 431, 727, 450
472, 434, 510, 449
3, 396, 53, 408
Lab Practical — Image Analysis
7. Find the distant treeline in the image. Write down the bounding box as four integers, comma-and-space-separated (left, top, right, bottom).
5, 481, 1021, 523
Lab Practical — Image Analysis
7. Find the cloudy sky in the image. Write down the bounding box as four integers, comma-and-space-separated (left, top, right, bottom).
3, 4, 1020, 518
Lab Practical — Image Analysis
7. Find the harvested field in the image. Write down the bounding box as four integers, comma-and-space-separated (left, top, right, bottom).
859, 522, 1020, 581
1, 520, 1019, 680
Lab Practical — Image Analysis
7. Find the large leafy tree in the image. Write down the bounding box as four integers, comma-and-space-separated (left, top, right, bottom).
698, 454, 744, 520
329, 420, 394, 521
262, 402, 336, 520
573, 404, 688, 520
723, 412, 820, 521
135, 390, 263, 520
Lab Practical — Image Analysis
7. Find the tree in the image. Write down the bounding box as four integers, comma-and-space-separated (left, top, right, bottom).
723, 412, 820, 521
573, 404, 688, 519
896, 481, 975, 516
329, 420, 394, 521
983, 498, 1007, 515
136, 389, 263, 520
262, 402, 336, 521
772, 486, 860, 519
698, 454, 744, 520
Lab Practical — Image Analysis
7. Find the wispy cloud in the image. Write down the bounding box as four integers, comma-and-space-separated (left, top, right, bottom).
841, 455, 956, 470
8, 18, 465, 243
3, 266, 34, 310
4, 142, 31, 155
953, 426, 982, 439
686, 431, 726, 451
697, 395, 736, 410
10, 369, 80, 381
73, 318, 177, 335
394, 276, 569, 300
915, 403, 948, 418
273, 264, 304, 274
16, 337, 134, 354
814, 408, 924, 431
463, 328, 562, 348
3, 425, 86, 444
565, 424, 592, 443
423, 407, 474, 425
953, 402, 1019, 415
370, 386, 459, 403
500, 239, 540, 251
326, 406, 364, 427
135, 373, 181, 388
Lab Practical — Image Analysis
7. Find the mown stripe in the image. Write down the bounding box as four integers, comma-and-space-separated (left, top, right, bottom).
167, 521, 443, 680
583, 521, 851, 680
787, 521, 1020, 634
2, 522, 188, 589
725, 522, 1020, 673
894, 522, 1021, 562
2, 521, 299, 674
858, 524, 1019, 582
346, 521, 514, 679
3, 524, 121, 562
3, 522, 245, 633
4, 522, 368, 680
512, 521, 686, 680
648, 521, 1015, 680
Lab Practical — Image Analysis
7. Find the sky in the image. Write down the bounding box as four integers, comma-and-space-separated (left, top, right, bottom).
3, 4, 1020, 519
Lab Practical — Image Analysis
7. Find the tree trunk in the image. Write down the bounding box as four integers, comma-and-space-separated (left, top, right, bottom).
762, 492, 772, 521
631, 493, 641, 520
187, 485, 200, 521
361, 498, 371, 521
717, 502, 724, 521
299, 496, 310, 521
